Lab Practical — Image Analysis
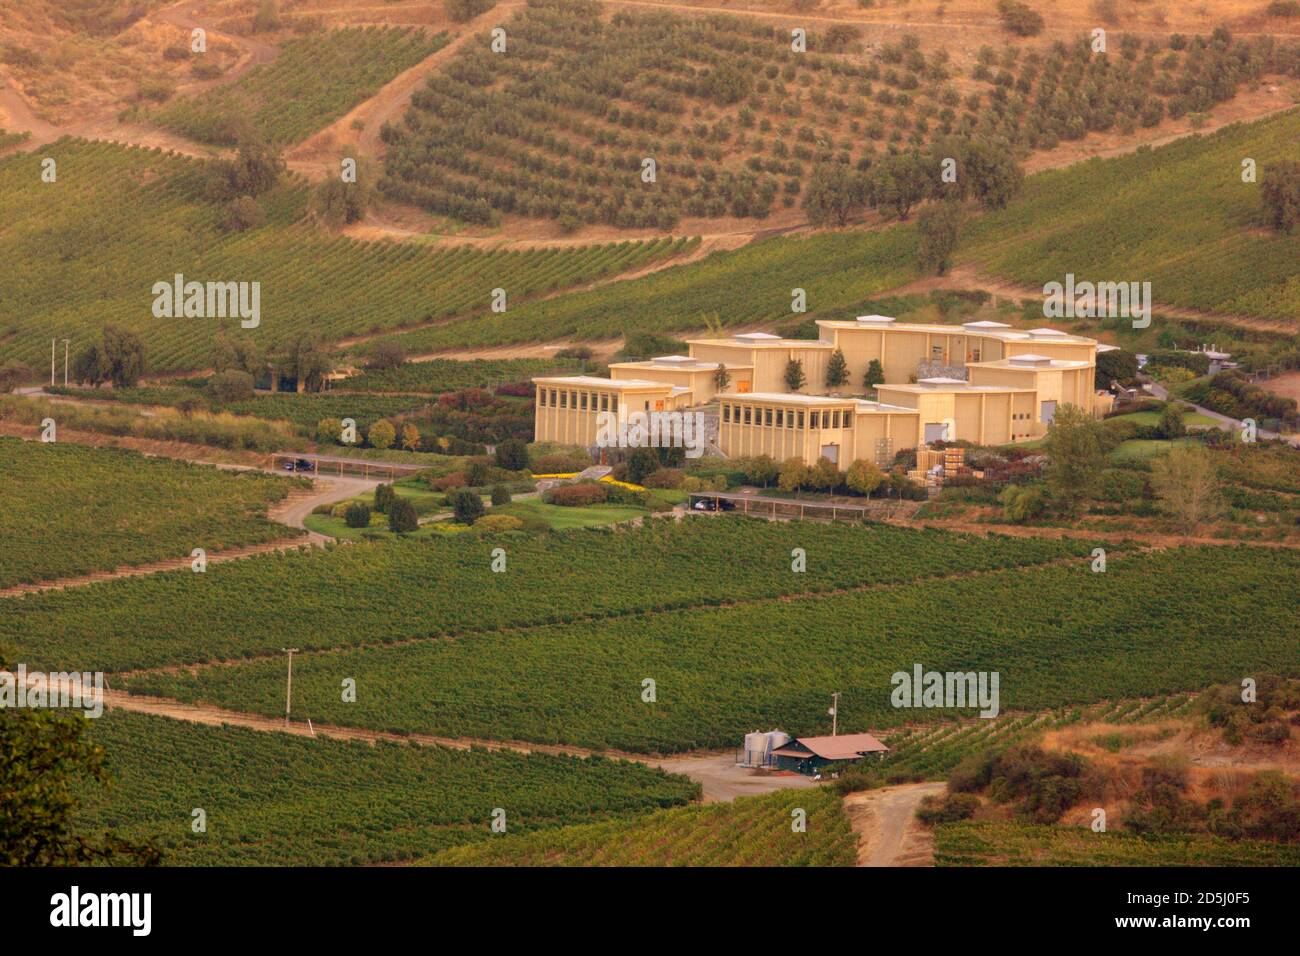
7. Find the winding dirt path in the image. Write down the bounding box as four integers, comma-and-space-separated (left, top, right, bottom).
843, 781, 946, 867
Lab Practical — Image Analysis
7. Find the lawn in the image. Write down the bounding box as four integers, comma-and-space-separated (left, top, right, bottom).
496, 499, 649, 529
1109, 437, 1200, 463
1106, 409, 1222, 430
303, 479, 454, 541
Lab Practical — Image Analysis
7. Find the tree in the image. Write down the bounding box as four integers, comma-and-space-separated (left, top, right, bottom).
1043, 404, 1107, 516
0, 653, 159, 866
495, 438, 529, 471
317, 418, 342, 445
916, 201, 961, 275
224, 195, 265, 233
466, 458, 491, 486
846, 459, 886, 496
865, 150, 929, 220
367, 340, 406, 371
802, 162, 866, 226
743, 454, 779, 488
368, 419, 396, 450
1095, 349, 1139, 389
388, 497, 419, 533
0, 362, 32, 393
627, 447, 660, 484
863, 359, 885, 390
207, 137, 284, 200
345, 502, 371, 528
997, 0, 1044, 36
212, 333, 266, 380
1150, 443, 1221, 535
273, 332, 331, 392
72, 345, 107, 387
1000, 484, 1046, 522
809, 456, 841, 491
374, 483, 396, 514
778, 457, 809, 495
310, 157, 376, 228
713, 363, 731, 392
784, 358, 807, 392
1261, 160, 1300, 234
446, 0, 496, 21
826, 348, 850, 388
400, 423, 421, 451
447, 488, 485, 524
1158, 403, 1188, 439
206, 369, 254, 404
490, 484, 512, 506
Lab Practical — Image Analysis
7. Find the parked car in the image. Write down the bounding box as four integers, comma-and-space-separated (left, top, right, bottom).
283, 458, 315, 473
691, 496, 734, 512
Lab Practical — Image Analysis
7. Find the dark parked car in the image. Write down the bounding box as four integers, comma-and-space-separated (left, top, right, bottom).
283, 458, 316, 473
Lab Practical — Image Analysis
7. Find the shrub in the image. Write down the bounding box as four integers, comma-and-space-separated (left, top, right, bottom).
205, 369, 255, 404
447, 488, 486, 524
344, 502, 371, 528
474, 514, 524, 533
546, 483, 609, 506
495, 438, 529, 471
916, 793, 980, 826
490, 484, 512, 506
643, 468, 684, 489
626, 448, 661, 484
374, 483, 397, 514
367, 340, 406, 371
997, 0, 1044, 36
388, 497, 419, 533
1000, 484, 1046, 522
368, 419, 396, 450
430, 472, 466, 492
317, 418, 342, 445
446, 0, 496, 22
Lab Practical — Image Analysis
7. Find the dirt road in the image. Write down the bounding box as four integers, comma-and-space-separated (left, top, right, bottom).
651, 752, 819, 803
843, 781, 946, 867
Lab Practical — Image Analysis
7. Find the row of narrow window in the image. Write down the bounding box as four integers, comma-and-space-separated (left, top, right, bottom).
538, 389, 619, 412
721, 404, 850, 429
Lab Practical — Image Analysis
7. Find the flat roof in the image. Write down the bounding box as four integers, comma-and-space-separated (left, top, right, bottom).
687, 337, 834, 350
816, 319, 1096, 345
533, 375, 672, 390
878, 382, 1035, 395
610, 359, 753, 372
969, 357, 1092, 370
720, 391, 856, 405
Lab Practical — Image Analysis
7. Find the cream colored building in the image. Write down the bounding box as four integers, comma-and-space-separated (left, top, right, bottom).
533, 316, 1107, 464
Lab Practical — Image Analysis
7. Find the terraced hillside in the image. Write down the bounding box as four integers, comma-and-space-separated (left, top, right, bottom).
0, 140, 693, 373
145, 27, 449, 146
0, 437, 302, 588
427, 787, 856, 867
77, 711, 697, 866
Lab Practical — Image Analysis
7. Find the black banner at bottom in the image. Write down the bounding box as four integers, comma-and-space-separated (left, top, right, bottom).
0, 866, 1286, 942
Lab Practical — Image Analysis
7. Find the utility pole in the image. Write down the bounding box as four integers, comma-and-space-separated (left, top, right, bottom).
829, 692, 840, 737
283, 648, 299, 726
62, 339, 70, 387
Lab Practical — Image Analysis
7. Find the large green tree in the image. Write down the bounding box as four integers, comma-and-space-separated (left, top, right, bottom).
0, 655, 158, 866
1043, 404, 1107, 516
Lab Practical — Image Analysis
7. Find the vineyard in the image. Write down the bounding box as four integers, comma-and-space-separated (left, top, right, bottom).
381, 0, 1292, 228
335, 358, 577, 394
0, 394, 309, 454
120, 545, 1300, 753
365, 226, 918, 354
47, 386, 435, 436
0, 140, 693, 372
426, 787, 855, 867
3, 518, 1100, 672
77, 712, 697, 866
960, 108, 1300, 323
146, 28, 449, 147
0, 437, 301, 588
935, 821, 1300, 866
